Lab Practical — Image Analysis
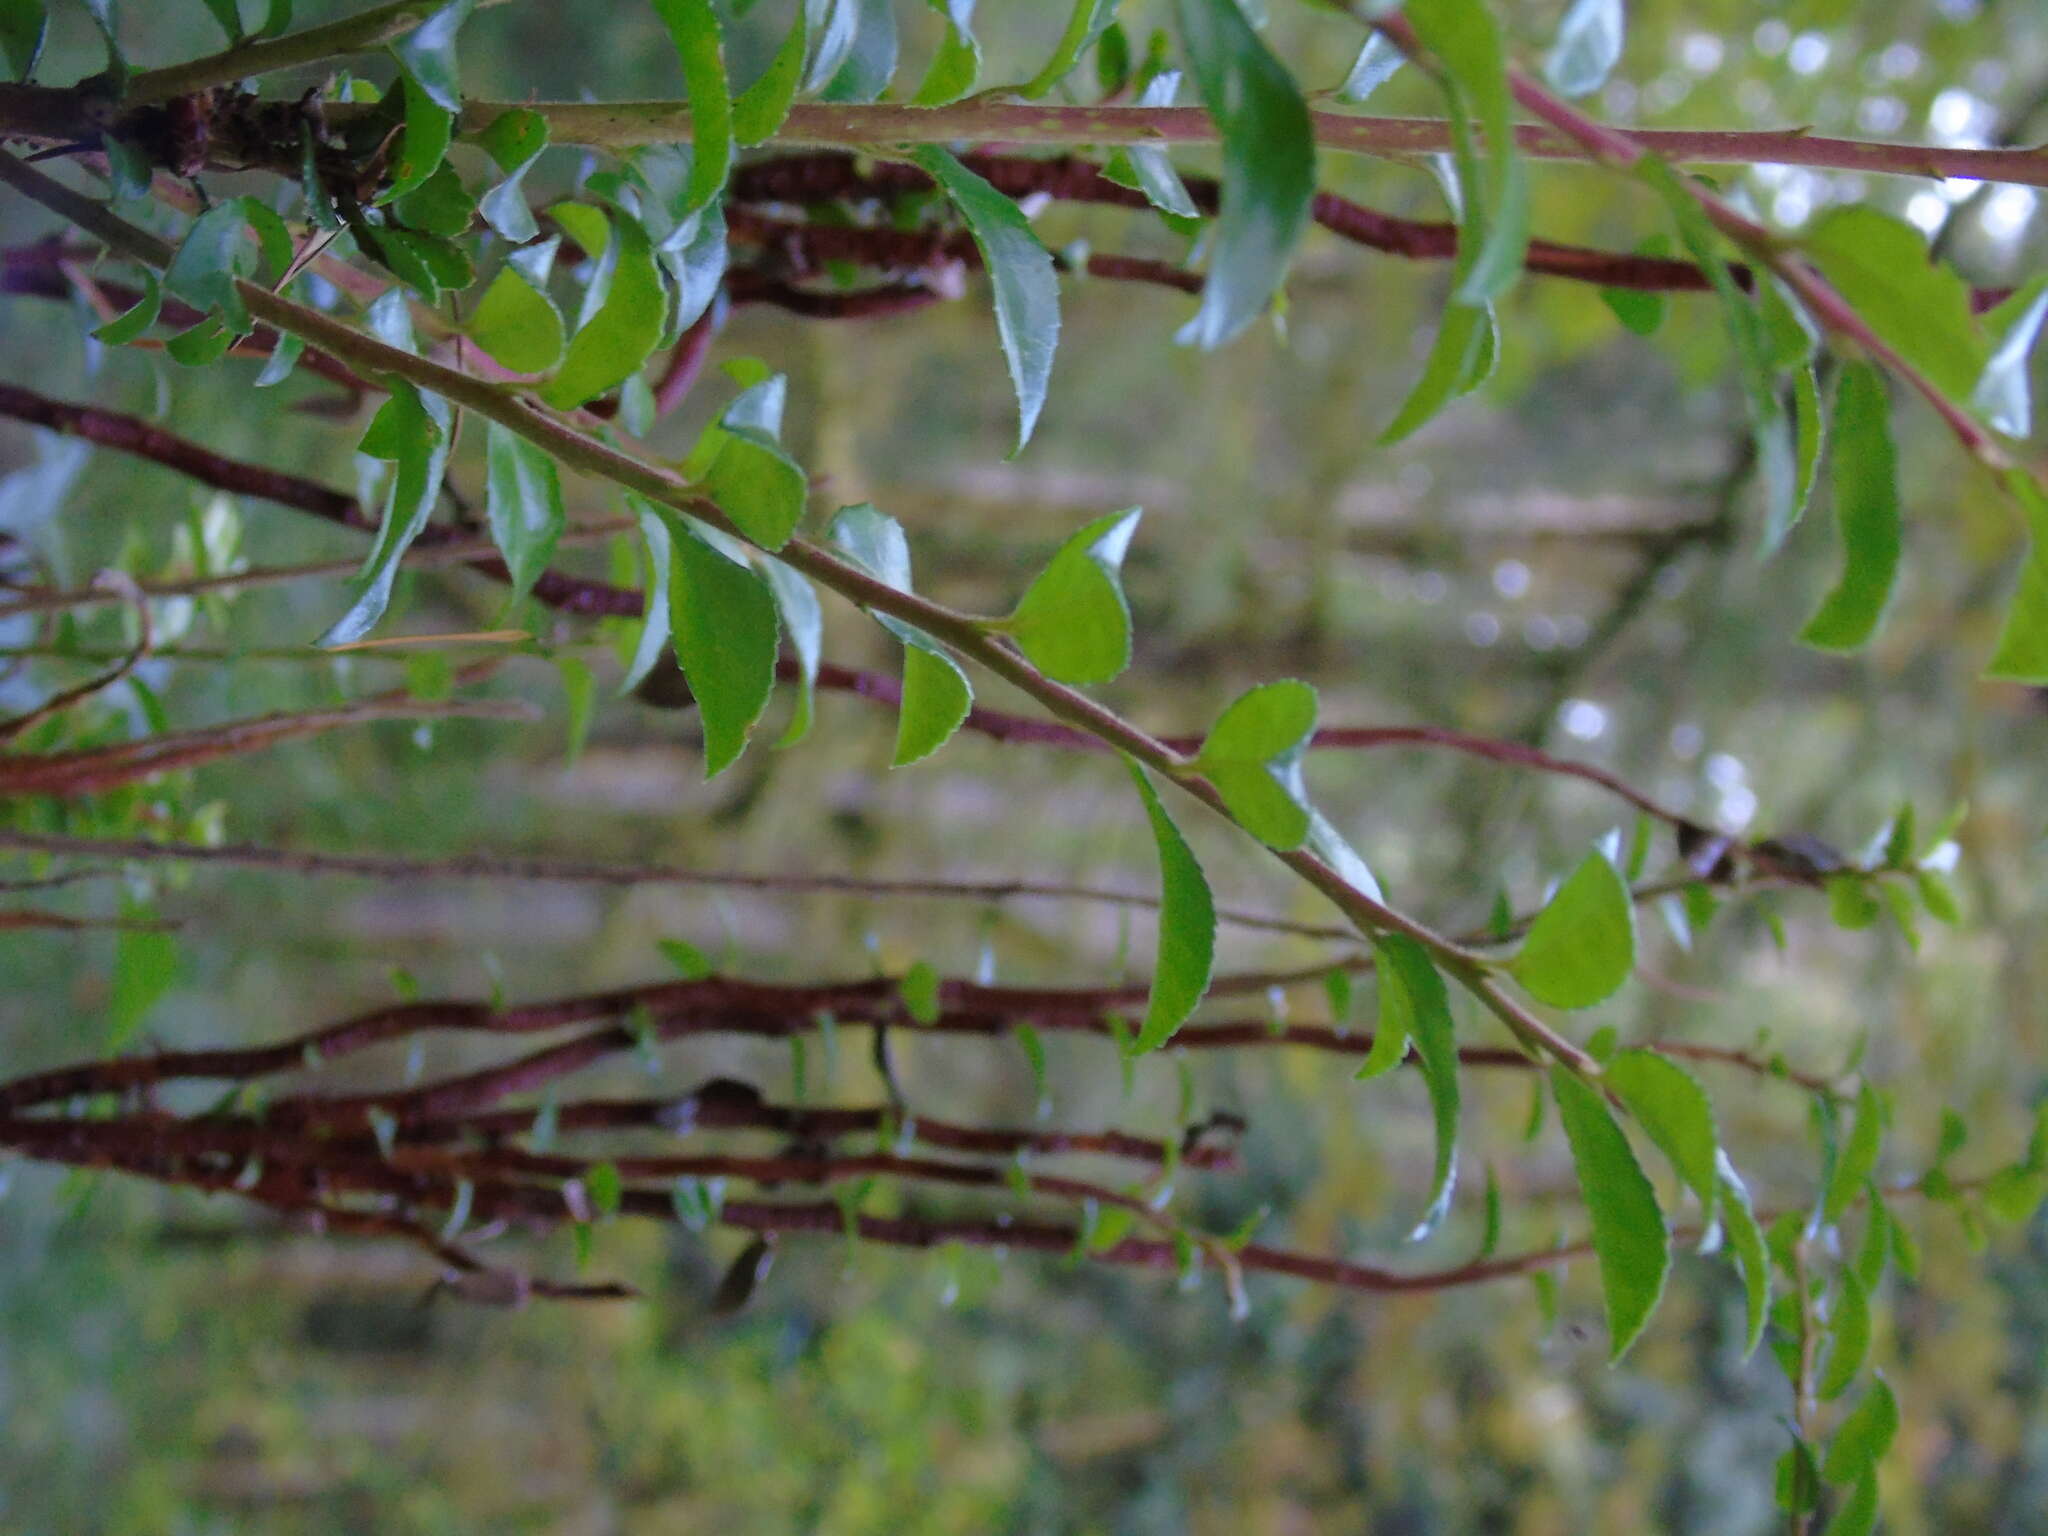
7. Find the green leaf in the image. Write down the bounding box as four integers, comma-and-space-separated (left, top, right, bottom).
1098, 72, 1198, 219
895, 645, 972, 766
1552, 1067, 1670, 1360
1987, 470, 2048, 682
0, 1, 49, 82
1825, 1082, 1884, 1224
800, 0, 858, 94
1819, 1472, 1879, 1536
1335, 31, 1402, 103
91, 272, 160, 344
1128, 760, 1216, 1052
1379, 298, 1494, 443
1544, 0, 1623, 98
651, 0, 732, 213
1975, 276, 2048, 438
912, 0, 980, 105
659, 936, 712, 978
109, 900, 178, 1049
1353, 967, 1410, 1082
1718, 1154, 1771, 1357
1007, 508, 1140, 684
1605, 1050, 1720, 1225
900, 959, 941, 1024
255, 331, 304, 387
484, 422, 565, 610
818, 0, 894, 102
320, 379, 447, 646
1020, 0, 1119, 98
391, 164, 475, 238
199, 0, 244, 44
476, 107, 548, 243
387, 75, 454, 201
912, 147, 1060, 452
1193, 679, 1317, 850
467, 240, 566, 374
1800, 365, 1901, 653
620, 498, 674, 696
1409, 0, 1530, 305
1822, 1379, 1899, 1485
663, 514, 779, 776
1819, 1270, 1872, 1400
542, 211, 666, 410
1763, 364, 1828, 558
704, 377, 807, 550
758, 557, 821, 747
1377, 934, 1459, 1239
1511, 850, 1635, 1009
1804, 206, 1984, 403
164, 201, 253, 334
586, 1160, 623, 1219
390, 0, 476, 111
1171, 0, 1314, 347
734, 7, 806, 143
164, 315, 235, 366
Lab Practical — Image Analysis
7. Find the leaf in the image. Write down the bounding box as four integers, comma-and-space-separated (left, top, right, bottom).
1987, 469, 2048, 681
1171, 0, 1314, 348
484, 422, 565, 610
1336, 31, 1402, 103
1006, 508, 1141, 684
1975, 275, 2048, 438
391, 164, 475, 238
1818, 1270, 1871, 1400
1762, 363, 1828, 558
663, 514, 780, 776
542, 210, 666, 410
1822, 1379, 1899, 1485
1377, 933, 1459, 1239
800, 0, 858, 94
1819, 1472, 1879, 1536
651, 0, 732, 214
1193, 679, 1317, 849
1718, 1153, 1771, 1357
199, 0, 243, 43
390, 0, 477, 112
1606, 1050, 1720, 1224
1824, 1082, 1884, 1224
703, 378, 807, 550
895, 645, 973, 766
758, 557, 821, 747
659, 936, 712, 978
818, 0, 894, 102
586, 1160, 623, 1218
109, 900, 178, 1049
899, 960, 941, 1024
1128, 760, 1216, 1052
734, 6, 806, 144
912, 147, 1060, 452
1020, 0, 1119, 98
164, 201, 252, 334
1800, 365, 1901, 653
319, 380, 447, 646
1098, 72, 1198, 219
1544, 0, 1624, 98
1553, 1067, 1671, 1360
92, 271, 160, 344
1379, 298, 1494, 443
620, 498, 674, 695
1803, 206, 1984, 403
1409, 0, 1530, 305
254, 332, 304, 387
387, 75, 454, 201
467, 244, 567, 373
476, 107, 549, 243
1511, 850, 1635, 1009
0, 1, 49, 82
912, 0, 980, 105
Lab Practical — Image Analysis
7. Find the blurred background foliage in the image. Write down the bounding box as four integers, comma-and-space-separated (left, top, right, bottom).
3, 0, 2048, 1530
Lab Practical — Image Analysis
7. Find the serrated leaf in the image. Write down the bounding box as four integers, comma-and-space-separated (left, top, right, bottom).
390, 0, 476, 111
703, 379, 806, 549
1825, 1082, 1884, 1224
1804, 206, 1984, 404
467, 247, 567, 373
1822, 1379, 1898, 1486
758, 557, 820, 746
652, 0, 732, 213
164, 201, 253, 334
1762, 364, 1827, 558
819, 0, 894, 102
387, 75, 454, 201
1098, 71, 1198, 219
1553, 1067, 1670, 1360
1128, 760, 1216, 1052
1718, 1153, 1770, 1357
735, 7, 806, 143
1378, 933, 1459, 1239
1511, 850, 1635, 1009
912, 147, 1059, 452
476, 107, 548, 243
1606, 1050, 1720, 1225
92, 272, 160, 344
1193, 678, 1317, 849
620, 498, 674, 695
800, 0, 858, 93
1819, 1270, 1872, 1400
1544, 0, 1623, 98
664, 513, 779, 776
895, 645, 972, 766
484, 422, 564, 609
912, 0, 980, 105
542, 211, 665, 410
320, 380, 447, 645
1172, 0, 1314, 348
1007, 507, 1140, 684
1800, 365, 1900, 652
1380, 297, 1495, 443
